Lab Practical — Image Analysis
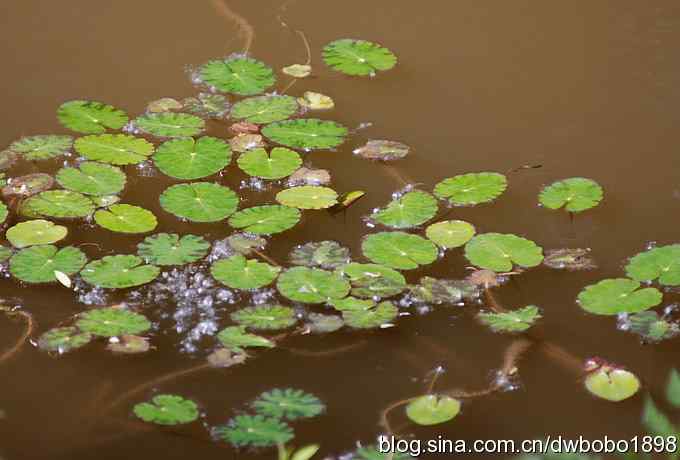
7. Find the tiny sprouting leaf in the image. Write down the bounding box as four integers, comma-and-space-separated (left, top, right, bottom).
137, 233, 210, 266
37, 327, 92, 354
478, 306, 542, 333
262, 119, 348, 150
584, 365, 640, 402
287, 167, 331, 186
343, 301, 398, 329
10, 245, 86, 284
305, 313, 344, 333
237, 147, 302, 180
228, 205, 300, 235
361, 232, 438, 270
231, 95, 298, 124
277, 266, 350, 304
642, 396, 676, 438
146, 97, 183, 113
409, 277, 479, 304
434, 172, 507, 206
76, 307, 151, 336
464, 233, 544, 272
276, 186, 338, 209
539, 177, 603, 213
2, 173, 54, 198
289, 241, 350, 269
81, 255, 160, 288
57, 100, 128, 134
282, 64, 312, 78
666, 369, 680, 408
543, 248, 596, 271
107, 335, 151, 354
405, 395, 461, 426
133, 394, 199, 426
626, 311, 679, 343
625, 244, 680, 287
371, 190, 438, 229
6, 220, 68, 248
230, 133, 265, 153
160, 182, 238, 222
153, 136, 231, 180
74, 134, 154, 165
425, 220, 476, 249
211, 255, 280, 290
22, 190, 94, 218
335, 263, 407, 298
252, 388, 325, 420
56, 161, 126, 196
182, 92, 230, 119
95, 204, 157, 234
6, 135, 73, 160
353, 140, 409, 161
217, 325, 274, 353
322, 39, 397, 76
231, 304, 297, 331
577, 278, 662, 315
199, 57, 276, 96
297, 91, 334, 110
214, 414, 293, 448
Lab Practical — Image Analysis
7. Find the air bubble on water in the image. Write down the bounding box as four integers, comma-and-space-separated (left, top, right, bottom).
415, 305, 431, 315
251, 288, 276, 305
122, 122, 138, 134
356, 122, 373, 130
616, 313, 631, 331
645, 241, 658, 250
208, 239, 236, 262
663, 303, 678, 316
74, 279, 108, 305
493, 369, 520, 392
136, 160, 157, 177
239, 177, 267, 191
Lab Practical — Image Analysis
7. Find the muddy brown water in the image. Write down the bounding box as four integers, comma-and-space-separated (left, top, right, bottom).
1, 1, 679, 459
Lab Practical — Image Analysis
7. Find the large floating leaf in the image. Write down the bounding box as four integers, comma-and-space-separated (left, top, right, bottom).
199, 57, 275, 96
343, 301, 398, 328
76, 307, 151, 336
322, 39, 397, 76
289, 241, 350, 269
277, 267, 350, 303
10, 245, 86, 283
6, 220, 67, 248
2, 173, 54, 198
539, 177, 603, 213
22, 190, 94, 218
405, 395, 461, 426
353, 140, 409, 161
133, 394, 199, 426
231, 305, 297, 331
74, 134, 154, 165
434, 172, 507, 206
7, 135, 73, 160
81, 255, 160, 288
577, 278, 662, 315
228, 205, 300, 235
335, 263, 406, 298
426, 220, 475, 249
262, 119, 347, 150
478, 305, 541, 333
464, 233, 543, 272
57, 100, 128, 134
584, 365, 640, 402
252, 388, 324, 421
56, 162, 126, 196
625, 245, 680, 287
95, 204, 157, 234
153, 136, 231, 180
371, 190, 437, 229
37, 327, 92, 354
231, 95, 298, 124
211, 255, 280, 290
214, 414, 293, 448
217, 325, 274, 353
362, 232, 438, 270
276, 185, 338, 209
182, 92, 230, 119
237, 147, 302, 180
160, 182, 238, 222
133, 113, 205, 138
137, 233, 210, 266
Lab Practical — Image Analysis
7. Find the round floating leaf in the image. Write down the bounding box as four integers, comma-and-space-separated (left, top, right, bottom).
56, 162, 126, 196
7, 135, 73, 160
0, 246, 11, 263
625, 245, 680, 287
95, 204, 157, 234
362, 232, 438, 270
74, 134, 154, 165
217, 325, 274, 353
76, 307, 151, 336
226, 233, 267, 256
231, 305, 297, 331
237, 147, 302, 180
133, 394, 199, 426
478, 305, 542, 333
322, 39, 397, 76
277, 267, 350, 304
10, 245, 86, 283
211, 255, 280, 290
426, 220, 475, 249
107, 335, 150, 354
297, 91, 334, 110
330, 297, 376, 312
153, 136, 231, 180
262, 119, 348, 150
22, 190, 94, 218
343, 301, 398, 328
282, 64, 311, 78
539, 177, 603, 213
228, 205, 300, 235
146, 97, 183, 113
585, 366, 640, 402
252, 388, 324, 421
353, 140, 409, 161
231, 95, 298, 124
214, 415, 293, 448
335, 263, 406, 298
199, 57, 275, 96
464, 233, 544, 272
409, 277, 479, 304
81, 255, 160, 288
57, 100, 128, 134
6, 220, 67, 248
276, 186, 338, 209
230, 133, 264, 153
133, 113, 205, 138
405, 395, 461, 426
305, 313, 344, 333
371, 190, 437, 229
91, 194, 120, 208
289, 241, 350, 269
182, 92, 230, 119
38, 327, 92, 354
160, 182, 238, 222
288, 167, 332, 186
2, 173, 54, 198
577, 278, 662, 315
434, 172, 507, 206
138, 233, 210, 266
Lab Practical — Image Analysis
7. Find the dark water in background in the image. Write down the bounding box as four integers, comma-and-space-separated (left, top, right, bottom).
1, 1, 679, 458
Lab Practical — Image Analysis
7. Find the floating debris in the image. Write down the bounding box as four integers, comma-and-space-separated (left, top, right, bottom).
543, 248, 596, 271
353, 140, 409, 161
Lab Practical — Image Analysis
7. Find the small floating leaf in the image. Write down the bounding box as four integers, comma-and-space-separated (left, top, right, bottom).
10, 245, 86, 283
362, 232, 438, 270
199, 57, 276, 96
153, 136, 231, 180
2, 173, 54, 198
146, 97, 182, 113
160, 182, 238, 222
343, 301, 398, 329
289, 241, 350, 269
237, 147, 302, 180
231, 305, 297, 331
214, 414, 293, 448
182, 93, 230, 119
305, 313, 344, 333
6, 135, 73, 160
584, 365, 640, 402
353, 140, 409, 161
625, 244, 680, 287
543, 248, 596, 271
133, 112, 205, 138
371, 190, 437, 229
6, 220, 67, 248
207, 348, 247, 368
291, 445, 321, 460
22, 190, 94, 218
74, 134, 154, 165
91, 195, 120, 208
95, 204, 157, 233
230, 133, 265, 153
76, 307, 151, 336
226, 233, 267, 255
107, 335, 150, 354
133, 395, 199, 426
229, 121, 259, 135
282, 64, 312, 78
426, 220, 475, 249
56, 162, 126, 196
539, 177, 603, 213
627, 311, 679, 343
297, 91, 334, 110
577, 279, 662, 315
252, 388, 324, 420
277, 267, 350, 304
262, 119, 348, 150
211, 255, 280, 290
231, 95, 298, 124
137, 233, 210, 266
464, 233, 544, 272
57, 100, 128, 134
409, 277, 479, 304
217, 325, 274, 353
276, 185, 338, 209
81, 255, 160, 288
37, 327, 92, 354
0, 246, 12, 263
434, 172, 507, 206
322, 39, 397, 76
335, 263, 406, 298
228, 205, 300, 235
478, 306, 541, 333
53, 270, 72, 288
405, 395, 461, 426
333, 190, 365, 211
288, 167, 331, 186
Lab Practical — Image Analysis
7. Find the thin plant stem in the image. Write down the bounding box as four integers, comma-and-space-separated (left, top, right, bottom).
0, 308, 34, 364
210, 0, 255, 54
379, 396, 419, 436
285, 340, 367, 357
252, 248, 280, 267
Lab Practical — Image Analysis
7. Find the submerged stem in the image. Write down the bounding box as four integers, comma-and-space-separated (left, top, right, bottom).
252, 248, 280, 267
285, 340, 367, 357
0, 308, 34, 365
210, 0, 255, 54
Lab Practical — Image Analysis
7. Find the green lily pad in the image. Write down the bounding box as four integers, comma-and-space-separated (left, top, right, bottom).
37, 327, 92, 354
214, 414, 293, 448
277, 267, 350, 304
322, 39, 397, 76
153, 136, 231, 180
0, 246, 12, 263
217, 325, 274, 353
434, 172, 507, 206
584, 365, 640, 402
160, 182, 238, 222
539, 177, 603, 213
330, 297, 376, 312
343, 301, 398, 329
133, 394, 199, 425
199, 57, 275, 96
335, 263, 407, 298
237, 147, 302, 180
90, 195, 120, 208
353, 140, 409, 160
426, 220, 476, 249
7, 135, 73, 160
74, 134, 154, 165
625, 245, 680, 287
57, 100, 128, 134
2, 173, 54, 198
282, 64, 312, 78
627, 311, 679, 343
362, 232, 438, 270
22, 190, 94, 218
231, 95, 298, 124
409, 277, 479, 304
146, 97, 183, 113
230, 305, 297, 331
371, 190, 438, 229
262, 119, 348, 150
252, 388, 324, 420
133, 113, 205, 138
289, 241, 350, 269
228, 205, 300, 235
276, 185, 338, 209
405, 395, 461, 426
297, 91, 334, 110
56, 162, 126, 196
137, 233, 210, 266
10, 245, 86, 283
6, 220, 68, 248
464, 233, 544, 272
478, 305, 542, 333
182, 92, 230, 119
94, 204, 157, 233
81, 255, 160, 288
577, 278, 662, 315
76, 307, 151, 336
211, 255, 281, 290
